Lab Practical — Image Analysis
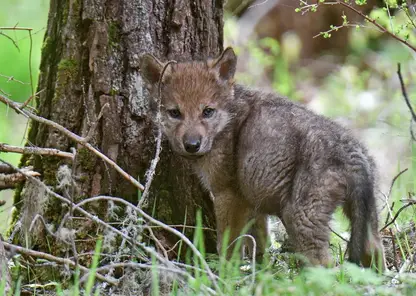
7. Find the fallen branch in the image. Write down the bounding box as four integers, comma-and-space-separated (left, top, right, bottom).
0, 143, 74, 159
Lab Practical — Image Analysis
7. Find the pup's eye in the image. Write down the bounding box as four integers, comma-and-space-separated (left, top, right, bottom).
167, 109, 181, 119
202, 107, 215, 118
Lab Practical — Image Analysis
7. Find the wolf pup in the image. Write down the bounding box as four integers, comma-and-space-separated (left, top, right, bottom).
139, 47, 385, 269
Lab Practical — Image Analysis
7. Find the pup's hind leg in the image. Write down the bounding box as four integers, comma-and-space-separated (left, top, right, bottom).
282, 173, 342, 266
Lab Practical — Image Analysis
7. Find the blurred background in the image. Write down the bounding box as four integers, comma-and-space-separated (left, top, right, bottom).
0, 0, 415, 234
0, 0, 49, 232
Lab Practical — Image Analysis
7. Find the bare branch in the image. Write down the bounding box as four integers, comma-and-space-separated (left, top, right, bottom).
380, 199, 416, 231
0, 27, 33, 31
139, 60, 177, 207
0, 143, 74, 159
0, 32, 19, 51
397, 63, 416, 124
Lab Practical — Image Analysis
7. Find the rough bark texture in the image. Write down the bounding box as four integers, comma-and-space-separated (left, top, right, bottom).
12, 0, 222, 279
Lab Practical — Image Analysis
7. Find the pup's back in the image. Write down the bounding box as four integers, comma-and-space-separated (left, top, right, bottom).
236, 84, 384, 268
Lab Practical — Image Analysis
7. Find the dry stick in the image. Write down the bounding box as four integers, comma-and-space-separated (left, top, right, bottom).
84, 103, 109, 142
387, 168, 409, 202
0, 74, 27, 84
389, 228, 399, 272
0, 32, 20, 51
0, 27, 33, 31
335, 1, 416, 52
397, 63, 416, 122
27, 29, 34, 97
146, 225, 169, 259
138, 60, 177, 208
382, 168, 408, 231
329, 226, 348, 243
21, 89, 45, 110
0, 94, 144, 191
1, 241, 118, 286
71, 195, 221, 290
0, 143, 74, 159
380, 200, 416, 232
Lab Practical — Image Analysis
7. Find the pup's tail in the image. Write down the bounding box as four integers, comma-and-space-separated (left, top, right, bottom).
345, 174, 385, 271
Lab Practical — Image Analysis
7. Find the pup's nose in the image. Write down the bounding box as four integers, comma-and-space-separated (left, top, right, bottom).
183, 135, 201, 153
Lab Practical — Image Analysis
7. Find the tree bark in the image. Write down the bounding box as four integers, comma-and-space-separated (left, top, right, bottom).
11, 0, 222, 281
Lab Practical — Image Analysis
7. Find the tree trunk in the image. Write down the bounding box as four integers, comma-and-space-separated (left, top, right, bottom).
12, 0, 222, 283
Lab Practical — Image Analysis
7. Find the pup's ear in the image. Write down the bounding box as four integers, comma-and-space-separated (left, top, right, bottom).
139, 53, 166, 88
209, 47, 237, 82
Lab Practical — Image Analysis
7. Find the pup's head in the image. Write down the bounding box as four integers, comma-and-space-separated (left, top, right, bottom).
139, 48, 237, 158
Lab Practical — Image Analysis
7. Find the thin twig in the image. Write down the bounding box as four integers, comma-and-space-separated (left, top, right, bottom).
381, 168, 408, 231
397, 63, 416, 122
84, 103, 110, 142
380, 200, 416, 231
146, 225, 169, 259
28, 29, 34, 97
329, 226, 348, 243
0, 32, 20, 51
389, 228, 399, 272
0, 143, 74, 159
0, 27, 33, 31
139, 60, 177, 208
0, 94, 144, 191
0, 74, 27, 84
21, 89, 45, 110
387, 168, 409, 201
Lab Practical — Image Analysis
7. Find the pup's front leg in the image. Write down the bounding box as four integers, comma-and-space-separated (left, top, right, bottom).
213, 191, 250, 260
246, 213, 268, 262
